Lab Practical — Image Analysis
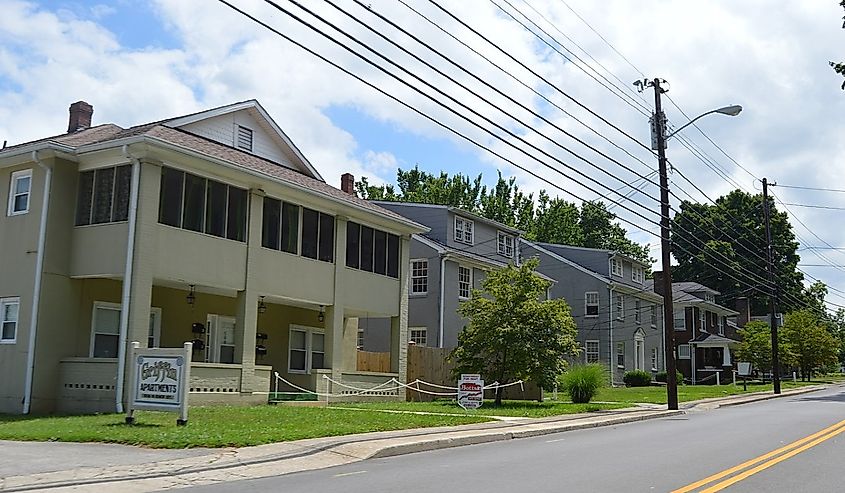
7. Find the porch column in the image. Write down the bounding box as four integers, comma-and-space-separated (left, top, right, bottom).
236, 189, 263, 393
390, 236, 411, 384
328, 217, 348, 382
723, 346, 732, 366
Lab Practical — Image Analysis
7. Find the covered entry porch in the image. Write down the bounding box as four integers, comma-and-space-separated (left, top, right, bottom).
690, 333, 739, 385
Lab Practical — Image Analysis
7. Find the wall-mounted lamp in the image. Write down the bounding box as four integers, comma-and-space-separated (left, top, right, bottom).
318, 305, 325, 323
258, 296, 267, 315
186, 285, 196, 306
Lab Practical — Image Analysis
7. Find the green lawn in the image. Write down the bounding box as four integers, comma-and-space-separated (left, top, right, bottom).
591, 380, 820, 405
336, 399, 630, 418
0, 405, 489, 449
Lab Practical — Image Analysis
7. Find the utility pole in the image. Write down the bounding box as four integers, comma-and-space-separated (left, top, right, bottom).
762, 178, 781, 394
644, 77, 679, 411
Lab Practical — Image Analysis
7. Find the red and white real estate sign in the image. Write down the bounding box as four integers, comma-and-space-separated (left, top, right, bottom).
458, 374, 484, 410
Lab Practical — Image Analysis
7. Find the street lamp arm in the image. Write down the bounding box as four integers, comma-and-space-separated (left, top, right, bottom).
665, 104, 742, 140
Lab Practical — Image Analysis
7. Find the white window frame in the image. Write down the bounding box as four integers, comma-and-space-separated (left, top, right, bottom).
678, 344, 691, 359
0, 297, 20, 344
90, 302, 162, 357
458, 265, 472, 299
718, 316, 724, 336
454, 216, 474, 245
409, 327, 427, 346
674, 308, 686, 330
650, 305, 657, 327
634, 299, 642, 324
615, 294, 625, 321
651, 347, 659, 371
410, 258, 428, 295
585, 340, 600, 364
700, 310, 707, 332
610, 258, 623, 277
207, 314, 236, 364
288, 325, 325, 374
584, 291, 599, 318
616, 341, 625, 369
497, 231, 514, 258
631, 266, 644, 284
8, 169, 32, 216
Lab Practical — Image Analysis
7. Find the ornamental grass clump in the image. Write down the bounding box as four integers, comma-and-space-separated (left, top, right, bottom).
559, 364, 607, 404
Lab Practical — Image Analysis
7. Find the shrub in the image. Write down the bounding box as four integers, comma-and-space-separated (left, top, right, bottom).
623, 370, 652, 387
559, 364, 607, 403
655, 370, 685, 384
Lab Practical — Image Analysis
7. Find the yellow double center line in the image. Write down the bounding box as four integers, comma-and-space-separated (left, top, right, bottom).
673, 418, 845, 492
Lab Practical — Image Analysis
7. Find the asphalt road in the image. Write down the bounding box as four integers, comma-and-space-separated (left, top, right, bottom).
176, 386, 845, 493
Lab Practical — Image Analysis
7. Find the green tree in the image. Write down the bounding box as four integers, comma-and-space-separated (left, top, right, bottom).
736, 321, 793, 373
530, 191, 583, 245
451, 258, 580, 405
832, 0, 845, 89
580, 201, 650, 263
671, 190, 803, 314
781, 309, 840, 380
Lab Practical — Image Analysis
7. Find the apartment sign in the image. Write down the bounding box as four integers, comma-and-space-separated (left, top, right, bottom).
126, 342, 192, 425
458, 374, 484, 410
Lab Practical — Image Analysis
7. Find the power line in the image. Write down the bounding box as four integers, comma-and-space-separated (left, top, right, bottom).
781, 202, 845, 211
772, 184, 845, 193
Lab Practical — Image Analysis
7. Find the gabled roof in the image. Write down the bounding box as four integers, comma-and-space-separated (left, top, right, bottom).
644, 280, 738, 315
370, 201, 523, 235
414, 235, 554, 282
690, 332, 740, 347
535, 242, 649, 268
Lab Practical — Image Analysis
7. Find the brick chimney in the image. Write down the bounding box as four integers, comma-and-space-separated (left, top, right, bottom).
67, 101, 93, 133
652, 270, 664, 295
735, 297, 751, 327
340, 173, 355, 195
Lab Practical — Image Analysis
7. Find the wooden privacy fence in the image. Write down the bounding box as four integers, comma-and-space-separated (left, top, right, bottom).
407, 345, 454, 402
356, 350, 391, 373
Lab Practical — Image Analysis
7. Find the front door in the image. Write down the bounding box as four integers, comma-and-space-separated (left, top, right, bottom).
207, 314, 236, 363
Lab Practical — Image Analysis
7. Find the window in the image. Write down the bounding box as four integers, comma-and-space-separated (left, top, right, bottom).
616, 342, 625, 368
158, 167, 248, 241
678, 344, 691, 359
281, 201, 299, 254
288, 326, 325, 373
634, 300, 642, 323
585, 292, 599, 317
1, 297, 20, 343
455, 216, 474, 245
411, 259, 428, 294
345, 221, 400, 278
8, 169, 32, 216
409, 328, 427, 346
75, 166, 131, 225
700, 309, 707, 332
497, 232, 514, 258
585, 340, 599, 364
236, 125, 253, 152
718, 316, 725, 335
458, 266, 472, 299
263, 199, 333, 262
704, 293, 715, 303
611, 258, 623, 277
651, 347, 658, 371
357, 329, 364, 349
674, 308, 686, 330
91, 302, 121, 358
650, 305, 657, 326
615, 294, 624, 321
632, 266, 644, 284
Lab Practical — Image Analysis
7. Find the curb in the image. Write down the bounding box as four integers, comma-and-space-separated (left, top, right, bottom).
715, 384, 828, 408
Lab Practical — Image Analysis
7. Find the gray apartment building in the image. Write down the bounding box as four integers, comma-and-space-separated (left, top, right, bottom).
359, 202, 522, 351
522, 241, 665, 384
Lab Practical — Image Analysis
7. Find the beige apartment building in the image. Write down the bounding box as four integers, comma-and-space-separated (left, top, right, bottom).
0, 100, 424, 414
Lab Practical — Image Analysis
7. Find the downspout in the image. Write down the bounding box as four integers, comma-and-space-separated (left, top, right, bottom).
438, 254, 446, 348
22, 151, 52, 414
115, 145, 141, 413
608, 286, 614, 385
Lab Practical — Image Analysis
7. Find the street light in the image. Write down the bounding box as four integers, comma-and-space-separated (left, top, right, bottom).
636, 78, 742, 411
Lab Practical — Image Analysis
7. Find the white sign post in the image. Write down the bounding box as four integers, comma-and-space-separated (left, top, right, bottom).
125, 341, 192, 426
458, 374, 484, 410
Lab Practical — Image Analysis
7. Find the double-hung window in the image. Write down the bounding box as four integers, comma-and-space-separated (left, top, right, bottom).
455, 216, 474, 245
632, 266, 644, 284
585, 292, 599, 317
634, 299, 642, 323
411, 259, 428, 294
674, 309, 686, 330
497, 231, 514, 258
615, 294, 625, 321
650, 305, 657, 327
699, 310, 707, 332
288, 326, 325, 373
651, 347, 659, 371
718, 316, 725, 335
0, 297, 20, 343
458, 266, 472, 299
611, 258, 623, 277
8, 170, 32, 216
91, 302, 121, 358
585, 340, 600, 364
616, 342, 625, 368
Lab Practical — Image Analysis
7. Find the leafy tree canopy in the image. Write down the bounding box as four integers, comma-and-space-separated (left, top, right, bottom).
736, 321, 793, 373
671, 189, 803, 314
451, 258, 580, 405
781, 309, 839, 379
357, 167, 651, 263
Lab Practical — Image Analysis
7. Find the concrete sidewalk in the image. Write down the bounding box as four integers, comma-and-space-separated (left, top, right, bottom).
0, 385, 827, 492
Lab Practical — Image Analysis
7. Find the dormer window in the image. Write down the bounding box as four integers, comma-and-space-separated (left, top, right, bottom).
455, 216, 474, 245
236, 125, 253, 152
611, 258, 623, 277
704, 293, 715, 303
497, 231, 514, 258
632, 266, 644, 284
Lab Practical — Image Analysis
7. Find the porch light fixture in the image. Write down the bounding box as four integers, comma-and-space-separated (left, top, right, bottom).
318, 305, 325, 323
186, 285, 196, 306
258, 296, 267, 315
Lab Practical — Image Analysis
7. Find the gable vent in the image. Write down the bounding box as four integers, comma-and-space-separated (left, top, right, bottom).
236, 125, 253, 152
